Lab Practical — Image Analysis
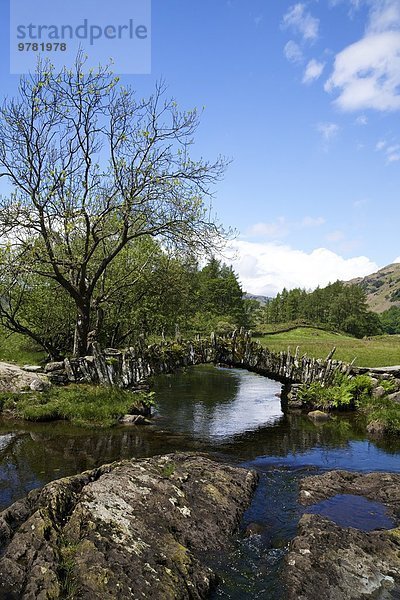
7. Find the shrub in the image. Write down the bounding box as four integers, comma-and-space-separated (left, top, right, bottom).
358, 394, 400, 435
298, 374, 373, 411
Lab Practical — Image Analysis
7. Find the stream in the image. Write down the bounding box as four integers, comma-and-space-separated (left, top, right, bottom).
1, 364, 400, 598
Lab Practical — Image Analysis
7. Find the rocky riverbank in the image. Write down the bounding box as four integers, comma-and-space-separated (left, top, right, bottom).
0, 452, 257, 599
285, 470, 400, 599
0, 362, 50, 392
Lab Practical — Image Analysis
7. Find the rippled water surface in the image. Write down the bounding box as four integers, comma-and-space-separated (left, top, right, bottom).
1, 365, 400, 598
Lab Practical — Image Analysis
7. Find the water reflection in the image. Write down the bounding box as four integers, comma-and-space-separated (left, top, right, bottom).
153, 366, 283, 441
249, 439, 400, 473
0, 422, 198, 510
306, 494, 395, 531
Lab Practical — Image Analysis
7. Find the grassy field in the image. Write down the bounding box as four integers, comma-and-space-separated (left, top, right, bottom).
254, 327, 400, 368
0, 330, 46, 365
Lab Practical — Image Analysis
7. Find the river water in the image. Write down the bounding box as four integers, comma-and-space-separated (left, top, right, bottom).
1, 365, 400, 598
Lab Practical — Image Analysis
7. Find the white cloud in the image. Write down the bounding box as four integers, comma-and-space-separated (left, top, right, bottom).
326, 2, 400, 111
325, 31, 400, 111
302, 59, 325, 83
316, 122, 339, 141
282, 4, 320, 41
226, 240, 378, 296
394, 256, 400, 263
246, 216, 325, 240
284, 40, 304, 63
376, 140, 387, 150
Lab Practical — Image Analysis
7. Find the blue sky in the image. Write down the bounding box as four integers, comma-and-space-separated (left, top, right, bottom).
1, 0, 400, 295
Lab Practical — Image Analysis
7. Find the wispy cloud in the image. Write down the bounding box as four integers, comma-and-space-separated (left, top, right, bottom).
300, 216, 326, 227
302, 59, 325, 83
387, 151, 400, 162
246, 216, 325, 240
367, 0, 400, 33
247, 218, 289, 239
353, 198, 369, 208
284, 40, 304, 63
386, 144, 400, 154
316, 122, 339, 141
375, 138, 400, 162
326, 230, 345, 242
329, 0, 366, 16
355, 114, 368, 125
282, 3, 320, 41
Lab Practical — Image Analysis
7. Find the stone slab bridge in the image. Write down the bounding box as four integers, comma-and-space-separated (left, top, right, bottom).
45, 330, 362, 409
42, 330, 399, 410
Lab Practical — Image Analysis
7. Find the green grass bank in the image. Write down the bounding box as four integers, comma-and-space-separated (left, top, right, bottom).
0, 385, 153, 428
254, 327, 400, 368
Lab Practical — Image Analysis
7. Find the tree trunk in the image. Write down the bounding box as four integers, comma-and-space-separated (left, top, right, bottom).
73, 308, 90, 358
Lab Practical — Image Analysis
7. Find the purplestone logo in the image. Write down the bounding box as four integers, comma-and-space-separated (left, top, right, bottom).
10, 0, 151, 74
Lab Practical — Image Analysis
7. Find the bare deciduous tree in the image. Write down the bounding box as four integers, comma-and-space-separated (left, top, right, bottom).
0, 56, 228, 356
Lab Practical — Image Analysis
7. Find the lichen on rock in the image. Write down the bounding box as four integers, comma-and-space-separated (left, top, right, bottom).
0, 453, 257, 599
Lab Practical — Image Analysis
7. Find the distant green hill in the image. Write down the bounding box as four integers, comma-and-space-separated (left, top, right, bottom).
348, 263, 400, 313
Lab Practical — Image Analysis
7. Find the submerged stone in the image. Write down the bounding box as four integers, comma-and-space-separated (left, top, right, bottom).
244, 522, 265, 537
119, 414, 150, 425
307, 410, 330, 421
0, 452, 257, 599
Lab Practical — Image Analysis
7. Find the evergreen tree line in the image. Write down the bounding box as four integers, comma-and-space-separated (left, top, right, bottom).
257, 281, 382, 338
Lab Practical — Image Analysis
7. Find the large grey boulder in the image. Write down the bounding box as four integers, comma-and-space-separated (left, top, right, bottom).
0, 362, 49, 393
0, 453, 257, 599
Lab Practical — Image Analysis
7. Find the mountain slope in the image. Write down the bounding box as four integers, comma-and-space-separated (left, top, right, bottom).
348, 263, 400, 313
244, 293, 272, 306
